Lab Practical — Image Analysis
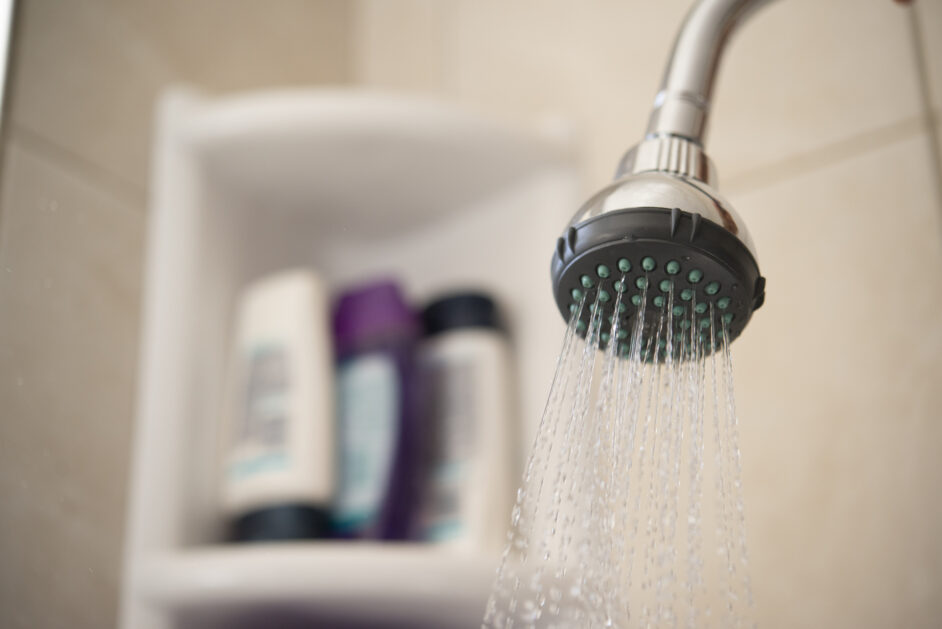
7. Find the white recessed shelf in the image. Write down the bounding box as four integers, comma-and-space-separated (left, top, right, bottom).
122, 88, 578, 629
139, 544, 497, 628
185, 89, 568, 236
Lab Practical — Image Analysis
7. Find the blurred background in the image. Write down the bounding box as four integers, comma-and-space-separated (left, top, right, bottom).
0, 0, 941, 628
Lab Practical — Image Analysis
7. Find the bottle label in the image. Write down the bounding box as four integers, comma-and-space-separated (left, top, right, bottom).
422, 357, 475, 541
228, 344, 290, 481
333, 353, 400, 533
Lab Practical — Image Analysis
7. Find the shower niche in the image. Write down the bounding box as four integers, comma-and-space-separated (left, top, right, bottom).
121, 88, 578, 629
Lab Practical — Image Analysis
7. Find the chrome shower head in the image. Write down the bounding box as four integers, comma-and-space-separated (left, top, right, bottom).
550, 0, 772, 356
551, 138, 764, 355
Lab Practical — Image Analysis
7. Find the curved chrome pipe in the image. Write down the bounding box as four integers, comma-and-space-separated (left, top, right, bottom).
645, 0, 778, 145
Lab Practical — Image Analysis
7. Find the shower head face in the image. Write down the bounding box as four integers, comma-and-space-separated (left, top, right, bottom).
551, 173, 765, 358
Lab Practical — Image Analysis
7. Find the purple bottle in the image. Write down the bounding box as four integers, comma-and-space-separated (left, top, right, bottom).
331, 280, 422, 540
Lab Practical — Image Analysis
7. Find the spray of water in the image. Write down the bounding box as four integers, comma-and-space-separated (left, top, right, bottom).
483, 293, 755, 629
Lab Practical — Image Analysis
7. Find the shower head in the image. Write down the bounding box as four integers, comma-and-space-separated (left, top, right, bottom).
550, 139, 764, 354
550, 0, 771, 356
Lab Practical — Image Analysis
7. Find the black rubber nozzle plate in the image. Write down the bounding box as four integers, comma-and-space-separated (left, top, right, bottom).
551, 207, 765, 355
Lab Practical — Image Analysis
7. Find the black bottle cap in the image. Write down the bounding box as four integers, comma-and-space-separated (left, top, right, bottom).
422, 292, 503, 336
231, 504, 331, 542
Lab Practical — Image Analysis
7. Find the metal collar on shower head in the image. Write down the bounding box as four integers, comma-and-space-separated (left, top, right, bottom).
551, 0, 774, 357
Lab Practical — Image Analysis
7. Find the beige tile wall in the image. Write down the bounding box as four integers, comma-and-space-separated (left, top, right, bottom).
733, 133, 942, 628
356, 0, 934, 193
0, 1, 354, 628
354, 1, 942, 627
912, 0, 942, 181
0, 142, 143, 629
914, 0, 941, 110
8, 0, 354, 192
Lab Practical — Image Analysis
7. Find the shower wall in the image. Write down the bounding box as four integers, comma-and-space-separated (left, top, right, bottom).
0, 1, 354, 627
353, 1, 942, 628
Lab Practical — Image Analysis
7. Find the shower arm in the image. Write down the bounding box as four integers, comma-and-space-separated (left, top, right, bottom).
615, 0, 777, 182
645, 0, 777, 146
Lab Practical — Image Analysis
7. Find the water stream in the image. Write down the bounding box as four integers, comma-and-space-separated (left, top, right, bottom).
483, 297, 755, 629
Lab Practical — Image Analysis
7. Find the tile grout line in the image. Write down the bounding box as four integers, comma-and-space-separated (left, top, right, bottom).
7, 124, 148, 211
1, 0, 176, 219
723, 115, 927, 196
906, 3, 942, 234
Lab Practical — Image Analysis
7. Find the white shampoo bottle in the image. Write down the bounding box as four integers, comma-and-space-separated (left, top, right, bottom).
418, 293, 515, 551
222, 269, 334, 541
